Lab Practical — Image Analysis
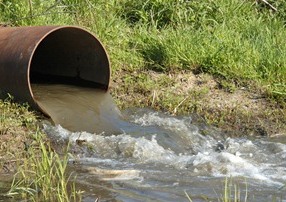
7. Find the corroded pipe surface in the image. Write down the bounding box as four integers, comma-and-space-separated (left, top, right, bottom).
0, 26, 110, 114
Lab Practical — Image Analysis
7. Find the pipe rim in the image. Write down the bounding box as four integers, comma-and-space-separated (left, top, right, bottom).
26, 25, 110, 114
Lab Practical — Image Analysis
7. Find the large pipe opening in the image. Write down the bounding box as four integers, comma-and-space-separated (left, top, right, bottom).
0, 26, 116, 133
0, 26, 111, 125
30, 27, 110, 90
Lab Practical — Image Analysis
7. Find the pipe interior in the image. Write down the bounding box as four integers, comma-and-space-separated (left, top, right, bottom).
30, 27, 110, 90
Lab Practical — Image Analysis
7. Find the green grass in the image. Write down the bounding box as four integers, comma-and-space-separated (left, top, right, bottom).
0, 0, 285, 104
0, 95, 38, 172
7, 134, 82, 202
0, 94, 35, 134
0, 97, 82, 201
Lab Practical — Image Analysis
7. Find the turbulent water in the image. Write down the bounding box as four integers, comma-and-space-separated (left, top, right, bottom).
34, 84, 286, 202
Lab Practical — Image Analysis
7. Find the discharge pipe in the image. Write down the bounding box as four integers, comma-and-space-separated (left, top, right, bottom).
0, 26, 110, 114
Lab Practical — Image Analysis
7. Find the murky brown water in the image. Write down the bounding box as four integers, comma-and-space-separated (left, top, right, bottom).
16, 84, 286, 201
32, 84, 124, 134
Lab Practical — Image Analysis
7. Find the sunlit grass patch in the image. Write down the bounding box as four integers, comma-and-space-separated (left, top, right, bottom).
0, 97, 82, 201
0, 95, 38, 173
6, 132, 82, 202
1, 0, 285, 102
0, 95, 36, 130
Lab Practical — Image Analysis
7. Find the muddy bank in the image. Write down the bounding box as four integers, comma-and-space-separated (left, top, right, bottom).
110, 70, 286, 138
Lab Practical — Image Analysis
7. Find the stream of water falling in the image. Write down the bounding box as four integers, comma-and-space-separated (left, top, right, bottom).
33, 84, 286, 202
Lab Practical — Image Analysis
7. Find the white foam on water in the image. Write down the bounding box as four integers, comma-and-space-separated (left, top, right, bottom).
44, 122, 194, 169
130, 111, 217, 153
43, 117, 286, 186
43, 110, 286, 187
34, 84, 286, 201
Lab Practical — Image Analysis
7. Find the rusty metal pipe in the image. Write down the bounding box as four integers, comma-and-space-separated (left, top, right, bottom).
0, 26, 110, 114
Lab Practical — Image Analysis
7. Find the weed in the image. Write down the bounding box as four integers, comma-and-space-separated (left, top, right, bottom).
221, 177, 247, 202
0, 97, 82, 201
185, 177, 248, 202
7, 131, 82, 201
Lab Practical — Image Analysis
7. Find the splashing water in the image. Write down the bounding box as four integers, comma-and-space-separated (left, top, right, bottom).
34, 84, 286, 201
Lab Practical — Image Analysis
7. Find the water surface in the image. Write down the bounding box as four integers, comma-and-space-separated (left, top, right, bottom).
32, 84, 124, 134
34, 84, 286, 201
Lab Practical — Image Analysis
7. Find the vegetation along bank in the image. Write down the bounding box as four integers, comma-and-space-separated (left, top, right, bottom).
0, 0, 286, 200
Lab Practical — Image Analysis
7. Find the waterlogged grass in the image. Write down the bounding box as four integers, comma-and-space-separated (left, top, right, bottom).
185, 177, 248, 202
185, 177, 286, 202
221, 177, 248, 202
0, 97, 82, 201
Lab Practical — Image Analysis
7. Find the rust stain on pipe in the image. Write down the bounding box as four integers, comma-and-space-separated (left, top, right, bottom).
0, 26, 110, 114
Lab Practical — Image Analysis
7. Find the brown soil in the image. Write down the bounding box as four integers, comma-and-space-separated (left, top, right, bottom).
171, 71, 285, 136
110, 70, 286, 138
0, 128, 30, 174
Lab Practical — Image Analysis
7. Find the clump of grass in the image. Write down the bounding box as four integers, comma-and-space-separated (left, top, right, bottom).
221, 177, 247, 202
0, 97, 82, 201
0, 95, 38, 172
0, 94, 36, 130
0, 0, 74, 25
120, 0, 222, 29
185, 177, 248, 202
6, 131, 82, 202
